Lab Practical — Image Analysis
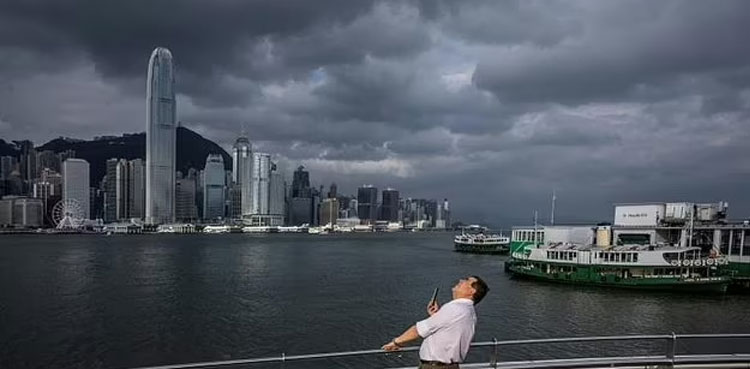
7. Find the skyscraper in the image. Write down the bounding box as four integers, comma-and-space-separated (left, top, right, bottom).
381, 188, 399, 222
292, 166, 311, 198
62, 158, 90, 220
0, 156, 16, 180
249, 152, 271, 216
357, 185, 378, 223
269, 169, 285, 220
203, 154, 225, 221
18, 140, 36, 182
327, 183, 337, 199
145, 47, 176, 224
232, 136, 252, 217
175, 177, 198, 222
128, 159, 146, 220
115, 159, 129, 220
104, 159, 118, 222
320, 198, 339, 226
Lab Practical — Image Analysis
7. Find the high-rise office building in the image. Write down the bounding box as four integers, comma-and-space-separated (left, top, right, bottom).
32, 168, 62, 226
0, 156, 16, 180
292, 166, 311, 198
227, 184, 243, 220
115, 159, 130, 220
320, 198, 339, 226
62, 158, 90, 220
381, 188, 399, 222
104, 159, 118, 222
128, 159, 146, 220
442, 199, 451, 229
36, 150, 60, 173
18, 140, 36, 182
269, 170, 285, 219
146, 47, 176, 224
249, 152, 271, 216
289, 197, 312, 226
328, 183, 337, 199
232, 136, 253, 217
357, 185, 378, 223
203, 154, 225, 221
175, 177, 198, 222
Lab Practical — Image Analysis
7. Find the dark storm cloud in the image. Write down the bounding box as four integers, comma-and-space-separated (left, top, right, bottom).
472, 1, 750, 105
1, 0, 749, 224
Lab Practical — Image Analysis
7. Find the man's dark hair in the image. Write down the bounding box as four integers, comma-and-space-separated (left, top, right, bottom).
470, 275, 489, 304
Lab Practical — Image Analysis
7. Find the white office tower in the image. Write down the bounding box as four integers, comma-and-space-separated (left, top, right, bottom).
249, 152, 271, 215
62, 158, 90, 219
145, 47, 176, 224
232, 136, 252, 217
203, 154, 225, 221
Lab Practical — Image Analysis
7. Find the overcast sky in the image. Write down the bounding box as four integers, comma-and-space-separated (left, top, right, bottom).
1, 0, 749, 226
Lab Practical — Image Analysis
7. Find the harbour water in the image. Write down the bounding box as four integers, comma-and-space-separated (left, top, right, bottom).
1, 233, 749, 368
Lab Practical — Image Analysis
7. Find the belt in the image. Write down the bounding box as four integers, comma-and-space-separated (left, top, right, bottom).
420, 359, 456, 366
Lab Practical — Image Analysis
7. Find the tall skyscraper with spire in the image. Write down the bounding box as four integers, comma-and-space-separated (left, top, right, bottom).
232, 136, 253, 218
145, 47, 176, 224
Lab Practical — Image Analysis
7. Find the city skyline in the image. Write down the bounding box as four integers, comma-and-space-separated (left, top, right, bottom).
1, 2, 749, 225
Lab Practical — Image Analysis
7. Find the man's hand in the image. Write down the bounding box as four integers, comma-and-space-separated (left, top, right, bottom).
427, 301, 440, 316
381, 340, 401, 351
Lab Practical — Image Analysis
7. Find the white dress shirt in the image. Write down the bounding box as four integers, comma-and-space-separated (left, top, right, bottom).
415, 298, 476, 364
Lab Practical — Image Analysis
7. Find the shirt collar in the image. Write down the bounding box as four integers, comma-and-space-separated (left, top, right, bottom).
453, 298, 474, 305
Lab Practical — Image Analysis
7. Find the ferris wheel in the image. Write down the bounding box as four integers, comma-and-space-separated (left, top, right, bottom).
52, 199, 85, 229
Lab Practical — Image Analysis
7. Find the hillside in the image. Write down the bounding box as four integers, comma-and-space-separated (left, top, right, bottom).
37, 126, 231, 186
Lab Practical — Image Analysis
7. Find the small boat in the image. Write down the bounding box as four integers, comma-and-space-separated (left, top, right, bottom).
454, 225, 510, 254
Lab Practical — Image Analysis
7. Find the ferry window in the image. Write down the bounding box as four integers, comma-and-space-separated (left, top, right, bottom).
633, 254, 638, 262
731, 230, 742, 255
719, 231, 730, 255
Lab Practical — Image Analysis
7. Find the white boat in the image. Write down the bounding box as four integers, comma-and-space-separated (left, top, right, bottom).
203, 225, 231, 234
454, 225, 510, 254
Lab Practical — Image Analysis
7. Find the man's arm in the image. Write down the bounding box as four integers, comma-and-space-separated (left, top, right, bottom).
381, 325, 420, 351
381, 301, 446, 351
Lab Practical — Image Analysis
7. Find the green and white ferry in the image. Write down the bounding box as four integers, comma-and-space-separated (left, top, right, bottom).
506, 241, 731, 293
505, 201, 750, 291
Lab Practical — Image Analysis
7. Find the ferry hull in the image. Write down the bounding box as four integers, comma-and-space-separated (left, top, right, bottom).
454, 242, 509, 254
726, 261, 750, 291
506, 260, 730, 293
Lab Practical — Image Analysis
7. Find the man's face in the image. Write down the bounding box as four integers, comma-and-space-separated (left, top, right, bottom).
452, 276, 477, 298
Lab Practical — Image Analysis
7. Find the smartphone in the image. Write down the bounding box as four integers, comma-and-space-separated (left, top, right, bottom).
429, 287, 439, 305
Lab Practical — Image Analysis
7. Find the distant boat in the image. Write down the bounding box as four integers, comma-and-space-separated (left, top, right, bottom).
454, 225, 510, 254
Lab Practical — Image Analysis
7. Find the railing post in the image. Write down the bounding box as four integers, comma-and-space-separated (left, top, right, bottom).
666, 332, 677, 363
490, 337, 499, 369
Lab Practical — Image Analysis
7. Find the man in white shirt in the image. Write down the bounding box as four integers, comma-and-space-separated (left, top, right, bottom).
382, 276, 489, 369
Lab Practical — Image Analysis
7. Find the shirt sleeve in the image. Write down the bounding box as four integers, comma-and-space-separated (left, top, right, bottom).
416, 304, 457, 338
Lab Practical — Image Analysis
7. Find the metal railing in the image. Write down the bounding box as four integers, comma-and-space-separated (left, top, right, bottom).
129, 333, 750, 369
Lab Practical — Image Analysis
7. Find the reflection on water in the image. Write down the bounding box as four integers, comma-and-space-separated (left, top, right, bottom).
0, 233, 748, 368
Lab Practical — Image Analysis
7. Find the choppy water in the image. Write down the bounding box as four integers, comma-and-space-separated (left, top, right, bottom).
1, 233, 748, 368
